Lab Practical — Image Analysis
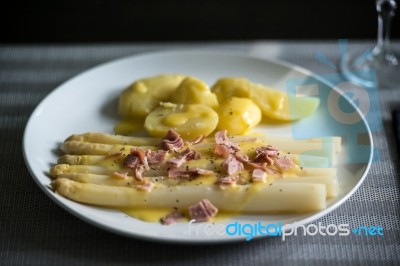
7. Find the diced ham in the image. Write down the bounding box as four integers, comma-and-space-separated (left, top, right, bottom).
186, 135, 205, 145
188, 199, 218, 222
168, 168, 214, 178
112, 171, 128, 180
247, 161, 266, 170
274, 157, 293, 170
214, 130, 240, 158
123, 153, 139, 169
145, 149, 167, 164
218, 175, 238, 189
134, 165, 146, 182
235, 153, 264, 169
264, 167, 282, 175
133, 181, 154, 192
234, 153, 282, 176
254, 146, 279, 165
167, 157, 186, 169
234, 153, 250, 163
214, 130, 232, 146
252, 169, 267, 182
214, 144, 231, 158
130, 148, 149, 170
160, 210, 185, 225
167, 148, 201, 168
246, 162, 280, 175
123, 148, 149, 170
222, 155, 244, 175
182, 149, 201, 161
160, 129, 184, 151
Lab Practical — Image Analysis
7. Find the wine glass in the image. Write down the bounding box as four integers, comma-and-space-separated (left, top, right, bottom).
341, 0, 399, 88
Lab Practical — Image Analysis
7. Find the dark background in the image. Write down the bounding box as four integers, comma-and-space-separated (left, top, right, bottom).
1, 0, 399, 43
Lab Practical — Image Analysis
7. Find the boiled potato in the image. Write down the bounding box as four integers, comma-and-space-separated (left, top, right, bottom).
144, 103, 219, 138
171, 77, 218, 108
118, 74, 186, 118
250, 84, 320, 121
211, 77, 252, 103
217, 97, 261, 135
212, 77, 319, 122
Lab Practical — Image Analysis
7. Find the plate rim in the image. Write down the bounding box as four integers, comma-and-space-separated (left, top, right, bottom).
22, 49, 374, 243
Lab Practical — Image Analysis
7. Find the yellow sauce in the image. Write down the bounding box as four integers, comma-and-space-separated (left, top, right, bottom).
119, 207, 239, 223
118, 207, 181, 222
114, 118, 144, 135
82, 137, 303, 223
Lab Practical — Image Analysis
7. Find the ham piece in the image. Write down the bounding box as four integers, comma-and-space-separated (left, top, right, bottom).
160, 129, 184, 151
168, 168, 214, 178
252, 169, 267, 182
188, 199, 218, 222
218, 175, 239, 189
145, 149, 167, 164
221, 154, 244, 175
274, 157, 294, 170
123, 148, 149, 170
160, 210, 185, 225
214, 130, 240, 158
133, 181, 154, 192
254, 145, 279, 165
167, 148, 201, 168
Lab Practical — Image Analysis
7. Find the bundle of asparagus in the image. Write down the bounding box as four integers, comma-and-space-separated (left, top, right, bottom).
50, 130, 341, 218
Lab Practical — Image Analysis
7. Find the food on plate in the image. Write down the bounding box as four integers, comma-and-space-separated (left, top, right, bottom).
115, 74, 320, 136
216, 97, 262, 135
144, 102, 219, 138
171, 77, 218, 108
250, 83, 320, 121
118, 74, 186, 118
51, 129, 341, 224
211, 77, 320, 121
50, 73, 330, 225
211, 77, 252, 102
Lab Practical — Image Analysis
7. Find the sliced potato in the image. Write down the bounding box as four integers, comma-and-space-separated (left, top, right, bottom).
171, 77, 218, 108
217, 97, 262, 135
118, 74, 186, 118
211, 77, 252, 103
144, 103, 219, 138
250, 84, 320, 121
211, 77, 319, 122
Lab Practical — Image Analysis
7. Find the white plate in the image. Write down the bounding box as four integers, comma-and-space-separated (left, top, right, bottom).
23, 50, 373, 243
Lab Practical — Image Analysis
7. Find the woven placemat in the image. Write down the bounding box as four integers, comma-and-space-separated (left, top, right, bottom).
0, 42, 399, 265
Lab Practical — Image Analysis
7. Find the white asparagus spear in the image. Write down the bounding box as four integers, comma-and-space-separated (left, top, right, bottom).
194, 141, 335, 158
53, 171, 337, 198
50, 164, 165, 178
61, 134, 337, 158
58, 155, 108, 165
66, 132, 341, 153
275, 176, 338, 198
50, 163, 336, 179
61, 141, 154, 155
57, 153, 334, 168
53, 173, 142, 186
229, 135, 342, 154
52, 178, 327, 213
54, 173, 216, 187
66, 132, 160, 146
61, 140, 338, 165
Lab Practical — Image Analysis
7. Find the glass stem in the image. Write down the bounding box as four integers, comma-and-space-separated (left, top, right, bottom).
374, 0, 397, 59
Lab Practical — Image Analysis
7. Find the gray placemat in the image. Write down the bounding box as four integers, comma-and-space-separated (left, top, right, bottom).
0, 41, 399, 265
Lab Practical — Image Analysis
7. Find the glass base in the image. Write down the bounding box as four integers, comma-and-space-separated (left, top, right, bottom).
340, 48, 399, 88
